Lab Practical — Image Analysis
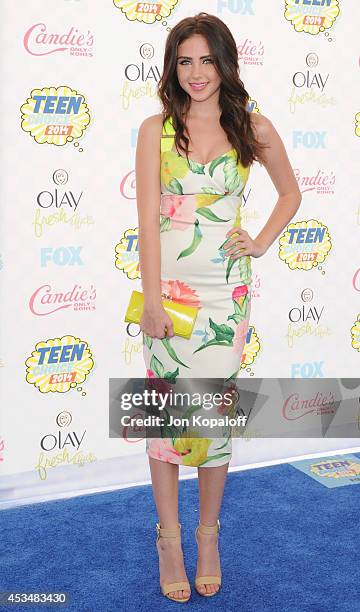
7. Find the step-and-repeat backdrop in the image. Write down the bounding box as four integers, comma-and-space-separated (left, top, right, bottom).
0, 1, 359, 506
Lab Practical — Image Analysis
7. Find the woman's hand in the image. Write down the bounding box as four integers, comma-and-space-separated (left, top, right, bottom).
223, 227, 266, 259
140, 304, 175, 339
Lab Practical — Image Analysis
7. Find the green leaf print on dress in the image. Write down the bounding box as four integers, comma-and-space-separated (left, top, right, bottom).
193, 317, 235, 353
177, 219, 203, 260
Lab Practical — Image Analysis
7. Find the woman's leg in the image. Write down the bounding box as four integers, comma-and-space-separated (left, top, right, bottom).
196, 463, 229, 595
149, 457, 190, 600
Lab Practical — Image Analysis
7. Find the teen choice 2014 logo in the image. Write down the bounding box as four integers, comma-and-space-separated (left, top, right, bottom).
25, 335, 94, 393
284, 0, 340, 35
113, 0, 179, 24
310, 458, 360, 479
351, 315, 360, 352
115, 228, 140, 280
279, 219, 332, 270
20, 86, 90, 146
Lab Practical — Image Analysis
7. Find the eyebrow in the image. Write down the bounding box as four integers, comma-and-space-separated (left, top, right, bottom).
177, 55, 213, 59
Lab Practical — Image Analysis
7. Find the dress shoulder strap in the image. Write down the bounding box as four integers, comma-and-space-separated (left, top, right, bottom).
160, 115, 175, 153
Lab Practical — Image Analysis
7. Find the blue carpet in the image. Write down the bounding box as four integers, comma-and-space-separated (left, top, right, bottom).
1, 455, 359, 612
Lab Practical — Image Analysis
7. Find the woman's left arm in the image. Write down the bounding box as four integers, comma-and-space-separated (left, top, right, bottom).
224, 113, 302, 259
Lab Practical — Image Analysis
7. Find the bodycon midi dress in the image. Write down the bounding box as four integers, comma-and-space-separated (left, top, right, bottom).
142, 115, 252, 468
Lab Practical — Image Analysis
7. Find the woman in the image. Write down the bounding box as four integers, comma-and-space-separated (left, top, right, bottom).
135, 12, 301, 603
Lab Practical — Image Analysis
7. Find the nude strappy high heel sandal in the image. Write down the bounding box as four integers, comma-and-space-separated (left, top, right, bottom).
195, 519, 222, 597
156, 522, 191, 603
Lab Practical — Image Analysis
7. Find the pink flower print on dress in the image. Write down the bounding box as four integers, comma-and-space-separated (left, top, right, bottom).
232, 284, 248, 304
228, 284, 250, 327
160, 279, 202, 308
160, 194, 196, 230
147, 439, 182, 464
146, 369, 173, 394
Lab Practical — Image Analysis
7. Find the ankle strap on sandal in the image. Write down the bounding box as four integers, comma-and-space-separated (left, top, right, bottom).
156, 522, 181, 538
198, 519, 220, 535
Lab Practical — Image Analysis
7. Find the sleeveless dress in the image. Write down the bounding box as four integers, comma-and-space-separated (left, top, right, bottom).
142, 115, 252, 468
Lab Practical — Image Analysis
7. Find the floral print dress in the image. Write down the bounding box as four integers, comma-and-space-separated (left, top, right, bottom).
142, 115, 252, 468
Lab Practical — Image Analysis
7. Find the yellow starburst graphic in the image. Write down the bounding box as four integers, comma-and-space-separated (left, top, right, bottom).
284, 0, 340, 35
25, 335, 94, 393
113, 0, 179, 24
20, 85, 90, 145
115, 228, 140, 280
351, 315, 360, 352
279, 219, 331, 271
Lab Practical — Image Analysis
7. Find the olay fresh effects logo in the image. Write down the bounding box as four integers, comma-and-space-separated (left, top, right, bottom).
24, 23, 94, 57
115, 228, 140, 280
288, 289, 324, 326
279, 219, 332, 270
289, 54, 336, 113
40, 430, 86, 452
293, 168, 335, 195
34, 169, 94, 239
29, 283, 97, 316
122, 323, 143, 366
25, 335, 94, 393
37, 170, 83, 210
238, 38, 264, 66
36, 412, 96, 480
20, 86, 90, 146
286, 288, 331, 348
284, 0, 340, 35
282, 389, 337, 420
113, 0, 179, 24
120, 44, 161, 110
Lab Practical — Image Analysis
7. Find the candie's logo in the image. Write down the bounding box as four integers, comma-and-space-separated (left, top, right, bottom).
29, 283, 97, 316
283, 390, 336, 420
115, 228, 140, 280
279, 219, 331, 270
284, 0, 340, 35
25, 335, 94, 393
21, 86, 90, 146
113, 0, 179, 24
23, 23, 94, 57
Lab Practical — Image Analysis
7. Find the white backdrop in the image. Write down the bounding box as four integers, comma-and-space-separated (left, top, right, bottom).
0, 0, 359, 508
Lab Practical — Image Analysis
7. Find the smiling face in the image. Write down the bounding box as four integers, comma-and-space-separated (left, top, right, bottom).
176, 33, 221, 103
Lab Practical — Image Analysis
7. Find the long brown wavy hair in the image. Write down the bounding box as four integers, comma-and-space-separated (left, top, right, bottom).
157, 12, 268, 168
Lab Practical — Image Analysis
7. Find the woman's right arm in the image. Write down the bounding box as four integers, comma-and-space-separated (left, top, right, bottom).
135, 114, 174, 339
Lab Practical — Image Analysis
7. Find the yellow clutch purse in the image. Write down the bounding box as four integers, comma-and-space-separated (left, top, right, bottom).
124, 290, 199, 339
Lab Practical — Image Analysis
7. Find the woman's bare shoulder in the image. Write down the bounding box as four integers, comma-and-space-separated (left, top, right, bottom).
139, 113, 164, 135
249, 111, 274, 143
